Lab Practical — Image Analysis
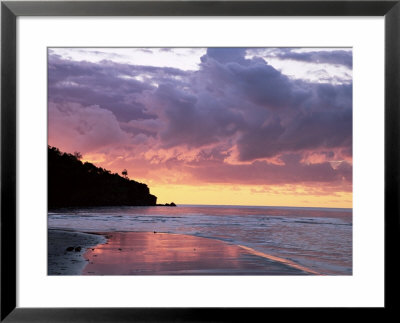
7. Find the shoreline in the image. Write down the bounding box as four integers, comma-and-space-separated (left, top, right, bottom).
48, 229, 314, 275
48, 229, 106, 275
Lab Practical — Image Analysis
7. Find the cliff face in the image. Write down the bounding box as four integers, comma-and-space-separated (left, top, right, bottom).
48, 146, 157, 209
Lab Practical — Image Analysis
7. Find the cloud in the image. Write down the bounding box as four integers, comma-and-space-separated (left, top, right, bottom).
195, 48, 352, 161
185, 151, 352, 186
148, 83, 245, 148
205, 47, 248, 64
48, 102, 130, 153
48, 54, 185, 122
264, 48, 353, 69
48, 47, 352, 190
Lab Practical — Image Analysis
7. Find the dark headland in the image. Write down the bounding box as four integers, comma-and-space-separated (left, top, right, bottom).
48, 146, 175, 208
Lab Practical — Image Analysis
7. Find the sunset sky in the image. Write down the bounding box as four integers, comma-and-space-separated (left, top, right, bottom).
48, 47, 352, 208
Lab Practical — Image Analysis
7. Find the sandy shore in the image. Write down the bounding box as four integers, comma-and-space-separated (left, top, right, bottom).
82, 232, 312, 275
49, 230, 314, 275
48, 229, 106, 275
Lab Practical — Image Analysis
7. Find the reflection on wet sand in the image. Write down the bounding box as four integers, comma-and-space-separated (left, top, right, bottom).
82, 232, 312, 275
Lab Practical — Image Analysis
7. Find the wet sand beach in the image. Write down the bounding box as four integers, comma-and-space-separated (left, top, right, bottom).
48, 229, 106, 275
48, 230, 318, 275
48, 230, 316, 275
81, 231, 314, 275
49, 204, 352, 275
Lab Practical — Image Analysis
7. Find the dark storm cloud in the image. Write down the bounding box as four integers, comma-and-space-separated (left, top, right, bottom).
236, 84, 352, 161
199, 48, 311, 109
205, 48, 248, 64
193, 48, 352, 161
48, 55, 186, 122
152, 83, 244, 148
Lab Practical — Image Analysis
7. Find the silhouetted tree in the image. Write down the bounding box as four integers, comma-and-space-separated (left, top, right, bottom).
48, 146, 156, 209
73, 151, 83, 160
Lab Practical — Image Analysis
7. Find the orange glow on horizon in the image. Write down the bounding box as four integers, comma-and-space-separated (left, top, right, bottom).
57, 151, 352, 209
147, 183, 352, 209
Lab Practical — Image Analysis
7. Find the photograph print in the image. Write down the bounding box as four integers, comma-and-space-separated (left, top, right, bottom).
48, 47, 352, 276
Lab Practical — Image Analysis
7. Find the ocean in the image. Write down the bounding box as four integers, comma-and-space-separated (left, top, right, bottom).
48, 204, 352, 275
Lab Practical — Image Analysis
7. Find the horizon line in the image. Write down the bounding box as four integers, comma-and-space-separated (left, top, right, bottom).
173, 203, 352, 210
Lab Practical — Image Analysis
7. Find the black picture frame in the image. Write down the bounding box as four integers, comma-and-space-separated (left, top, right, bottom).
1, 1, 399, 321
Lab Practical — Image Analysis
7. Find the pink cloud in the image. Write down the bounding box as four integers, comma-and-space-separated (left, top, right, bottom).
48, 102, 130, 154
